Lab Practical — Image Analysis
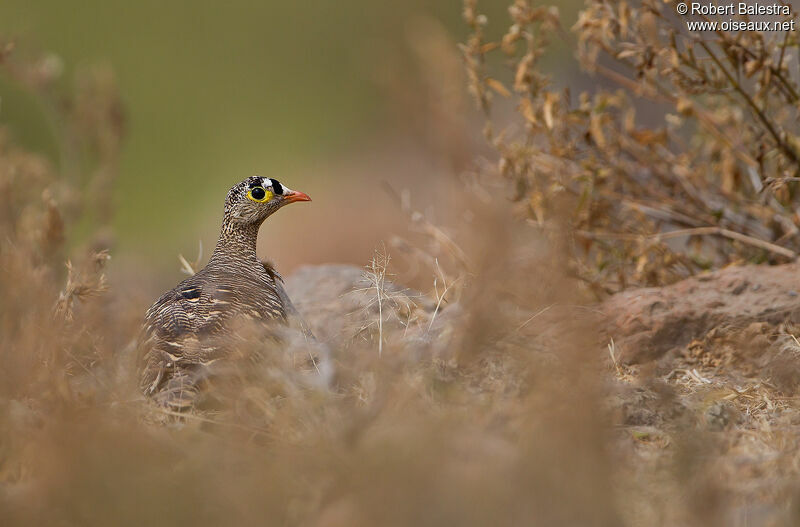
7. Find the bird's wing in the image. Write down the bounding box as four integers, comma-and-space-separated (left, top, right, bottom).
138, 271, 283, 394
261, 260, 315, 340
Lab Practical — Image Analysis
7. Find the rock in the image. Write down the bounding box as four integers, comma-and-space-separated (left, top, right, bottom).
284, 264, 437, 351
704, 400, 741, 430
602, 263, 800, 364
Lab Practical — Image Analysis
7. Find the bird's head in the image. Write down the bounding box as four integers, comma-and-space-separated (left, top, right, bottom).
223, 176, 311, 226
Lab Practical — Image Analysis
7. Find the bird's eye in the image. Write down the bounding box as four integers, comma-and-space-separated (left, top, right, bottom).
247, 186, 271, 202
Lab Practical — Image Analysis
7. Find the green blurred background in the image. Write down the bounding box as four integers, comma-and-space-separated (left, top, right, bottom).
0, 0, 560, 280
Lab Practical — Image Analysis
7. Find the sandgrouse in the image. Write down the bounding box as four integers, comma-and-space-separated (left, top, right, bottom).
139, 176, 312, 410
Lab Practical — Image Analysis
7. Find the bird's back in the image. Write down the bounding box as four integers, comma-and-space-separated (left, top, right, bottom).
139, 263, 287, 407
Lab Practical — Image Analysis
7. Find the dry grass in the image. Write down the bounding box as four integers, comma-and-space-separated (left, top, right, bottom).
3, 2, 800, 525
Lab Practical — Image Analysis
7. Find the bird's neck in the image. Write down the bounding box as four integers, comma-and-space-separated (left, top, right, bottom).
208, 218, 262, 268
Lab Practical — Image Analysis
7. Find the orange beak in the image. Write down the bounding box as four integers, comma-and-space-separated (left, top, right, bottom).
283, 190, 311, 204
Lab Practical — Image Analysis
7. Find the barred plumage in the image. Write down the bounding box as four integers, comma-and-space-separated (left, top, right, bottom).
138, 176, 311, 409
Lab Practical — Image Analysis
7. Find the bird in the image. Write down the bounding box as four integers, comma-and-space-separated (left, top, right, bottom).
138, 175, 315, 411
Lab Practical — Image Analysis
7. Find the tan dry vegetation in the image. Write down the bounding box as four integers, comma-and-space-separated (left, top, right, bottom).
3, 1, 800, 525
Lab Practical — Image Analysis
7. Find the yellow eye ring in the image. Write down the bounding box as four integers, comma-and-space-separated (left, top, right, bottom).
247, 187, 273, 203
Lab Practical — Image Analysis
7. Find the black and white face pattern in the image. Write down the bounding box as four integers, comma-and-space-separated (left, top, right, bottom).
224, 176, 297, 225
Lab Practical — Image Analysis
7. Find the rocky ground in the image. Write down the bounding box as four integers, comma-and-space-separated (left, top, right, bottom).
602, 263, 800, 524
286, 262, 800, 524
